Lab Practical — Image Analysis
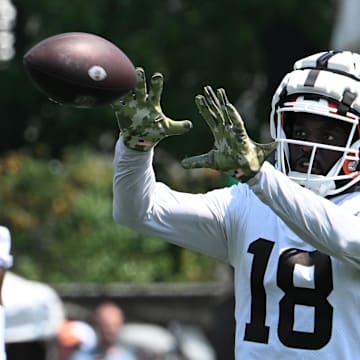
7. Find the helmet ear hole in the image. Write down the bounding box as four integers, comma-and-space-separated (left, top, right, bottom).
343, 159, 359, 175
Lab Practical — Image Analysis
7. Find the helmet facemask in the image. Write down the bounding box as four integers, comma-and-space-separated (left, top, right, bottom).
273, 97, 360, 196
269, 51, 360, 196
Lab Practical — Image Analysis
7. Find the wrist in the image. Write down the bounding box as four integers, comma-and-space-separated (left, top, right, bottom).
227, 167, 259, 183
123, 138, 155, 152
121, 132, 156, 152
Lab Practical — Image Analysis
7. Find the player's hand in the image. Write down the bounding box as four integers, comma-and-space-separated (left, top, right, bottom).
112, 67, 192, 151
181, 86, 277, 181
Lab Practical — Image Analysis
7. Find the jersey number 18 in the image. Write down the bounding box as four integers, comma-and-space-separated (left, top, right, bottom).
244, 238, 333, 350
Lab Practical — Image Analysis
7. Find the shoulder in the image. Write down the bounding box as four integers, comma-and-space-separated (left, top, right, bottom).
205, 182, 258, 209
206, 182, 270, 228
330, 191, 360, 215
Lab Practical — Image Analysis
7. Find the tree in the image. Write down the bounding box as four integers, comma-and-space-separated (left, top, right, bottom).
0, 0, 337, 283
4, 0, 336, 158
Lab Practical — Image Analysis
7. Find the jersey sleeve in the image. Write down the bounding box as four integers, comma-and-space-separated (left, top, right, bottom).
113, 136, 235, 262
0, 226, 13, 269
248, 161, 360, 269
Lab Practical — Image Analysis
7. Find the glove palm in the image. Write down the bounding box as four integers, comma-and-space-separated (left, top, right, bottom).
112, 68, 192, 151
181, 86, 277, 180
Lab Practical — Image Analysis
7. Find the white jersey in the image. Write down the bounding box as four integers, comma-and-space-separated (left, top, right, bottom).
113, 137, 360, 360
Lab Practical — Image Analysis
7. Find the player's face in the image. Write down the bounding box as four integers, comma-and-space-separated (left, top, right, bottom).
287, 113, 351, 175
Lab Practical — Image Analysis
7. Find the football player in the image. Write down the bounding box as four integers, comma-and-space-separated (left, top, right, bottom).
0, 227, 13, 360
112, 50, 360, 359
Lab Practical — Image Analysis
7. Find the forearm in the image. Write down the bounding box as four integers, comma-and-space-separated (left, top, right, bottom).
112, 135, 229, 261
0, 226, 11, 360
113, 136, 156, 226
249, 162, 360, 267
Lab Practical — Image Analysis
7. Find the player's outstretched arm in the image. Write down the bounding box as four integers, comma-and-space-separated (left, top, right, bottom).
181, 86, 277, 181
112, 67, 192, 151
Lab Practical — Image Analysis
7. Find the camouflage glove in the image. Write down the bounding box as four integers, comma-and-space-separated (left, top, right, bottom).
181, 86, 277, 181
112, 67, 192, 151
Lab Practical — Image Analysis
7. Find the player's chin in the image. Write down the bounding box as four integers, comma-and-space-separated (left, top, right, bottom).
293, 160, 324, 175
295, 167, 322, 175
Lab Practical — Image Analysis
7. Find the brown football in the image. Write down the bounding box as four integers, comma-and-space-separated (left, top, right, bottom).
23, 32, 137, 107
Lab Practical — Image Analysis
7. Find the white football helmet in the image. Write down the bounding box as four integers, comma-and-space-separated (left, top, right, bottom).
270, 50, 360, 196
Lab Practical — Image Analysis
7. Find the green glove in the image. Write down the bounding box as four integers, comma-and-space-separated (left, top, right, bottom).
112, 67, 192, 151
181, 86, 277, 181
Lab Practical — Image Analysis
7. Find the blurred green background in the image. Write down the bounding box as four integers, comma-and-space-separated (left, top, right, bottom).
0, 0, 336, 283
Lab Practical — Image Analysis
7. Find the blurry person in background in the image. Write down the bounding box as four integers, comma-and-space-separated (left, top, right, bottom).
71, 301, 136, 360
0, 226, 13, 360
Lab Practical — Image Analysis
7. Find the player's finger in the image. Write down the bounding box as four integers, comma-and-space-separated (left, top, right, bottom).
254, 140, 278, 158
218, 87, 230, 104
226, 103, 246, 133
149, 72, 164, 105
204, 86, 221, 109
217, 88, 233, 127
181, 152, 213, 169
203, 86, 224, 126
165, 118, 193, 136
195, 95, 218, 130
134, 67, 147, 101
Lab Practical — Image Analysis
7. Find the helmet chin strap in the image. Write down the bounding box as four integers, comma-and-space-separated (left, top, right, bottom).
287, 171, 336, 196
